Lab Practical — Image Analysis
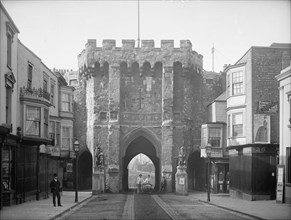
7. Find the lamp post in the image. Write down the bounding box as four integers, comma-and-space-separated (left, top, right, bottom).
205, 143, 212, 202
99, 150, 105, 193
73, 139, 80, 203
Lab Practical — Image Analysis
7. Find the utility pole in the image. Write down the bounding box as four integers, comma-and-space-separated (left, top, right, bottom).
212, 43, 215, 72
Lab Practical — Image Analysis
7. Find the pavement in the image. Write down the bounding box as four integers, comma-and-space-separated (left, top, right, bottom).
171, 191, 291, 220
0, 191, 93, 220
0, 190, 290, 220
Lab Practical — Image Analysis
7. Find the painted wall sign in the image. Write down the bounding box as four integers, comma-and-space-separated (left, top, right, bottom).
254, 114, 270, 143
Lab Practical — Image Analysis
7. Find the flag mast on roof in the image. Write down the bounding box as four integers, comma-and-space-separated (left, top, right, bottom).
138, 0, 140, 48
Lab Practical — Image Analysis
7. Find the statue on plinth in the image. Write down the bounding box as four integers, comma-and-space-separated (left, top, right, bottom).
96, 147, 104, 167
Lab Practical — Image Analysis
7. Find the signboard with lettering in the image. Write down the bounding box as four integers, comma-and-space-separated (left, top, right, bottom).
200, 148, 223, 158
258, 101, 278, 113
179, 177, 185, 185
276, 165, 285, 203
47, 146, 60, 157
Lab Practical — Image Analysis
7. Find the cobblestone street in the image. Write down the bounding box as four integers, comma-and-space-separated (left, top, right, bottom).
58, 193, 257, 220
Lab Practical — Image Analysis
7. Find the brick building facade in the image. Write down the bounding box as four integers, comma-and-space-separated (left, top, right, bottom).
226, 43, 291, 200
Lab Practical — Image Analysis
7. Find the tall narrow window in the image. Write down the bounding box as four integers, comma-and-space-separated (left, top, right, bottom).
227, 74, 230, 97
232, 71, 243, 95
49, 121, 55, 142
208, 127, 221, 147
227, 114, 231, 138
43, 78, 48, 92
62, 127, 71, 149
25, 106, 40, 136
44, 109, 49, 138
201, 127, 207, 147
50, 83, 55, 105
27, 63, 33, 89
61, 93, 70, 112
7, 32, 12, 68
5, 87, 12, 125
56, 122, 60, 146
232, 113, 243, 137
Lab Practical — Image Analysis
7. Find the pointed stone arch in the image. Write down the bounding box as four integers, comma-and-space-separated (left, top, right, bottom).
120, 127, 161, 191
77, 149, 93, 190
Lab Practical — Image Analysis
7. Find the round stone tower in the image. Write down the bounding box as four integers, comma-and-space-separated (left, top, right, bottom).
77, 39, 204, 192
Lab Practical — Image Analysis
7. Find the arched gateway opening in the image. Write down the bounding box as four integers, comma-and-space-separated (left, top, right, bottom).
187, 151, 205, 191
121, 129, 161, 192
78, 151, 92, 190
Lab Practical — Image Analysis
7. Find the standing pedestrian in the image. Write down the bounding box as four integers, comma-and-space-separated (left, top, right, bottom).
136, 174, 142, 194
50, 173, 62, 207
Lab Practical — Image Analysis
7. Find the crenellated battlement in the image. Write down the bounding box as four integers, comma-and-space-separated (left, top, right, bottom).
79, 39, 201, 54
78, 39, 204, 79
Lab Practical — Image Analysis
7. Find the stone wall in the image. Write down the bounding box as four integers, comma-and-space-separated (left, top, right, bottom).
76, 39, 220, 192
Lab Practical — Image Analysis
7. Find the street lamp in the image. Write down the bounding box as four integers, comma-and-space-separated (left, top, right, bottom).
205, 143, 212, 202
73, 139, 80, 203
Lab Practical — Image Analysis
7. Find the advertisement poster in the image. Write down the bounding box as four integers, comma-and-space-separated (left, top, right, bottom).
254, 114, 270, 143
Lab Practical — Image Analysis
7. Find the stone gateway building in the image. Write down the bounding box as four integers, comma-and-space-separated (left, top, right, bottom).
75, 39, 212, 192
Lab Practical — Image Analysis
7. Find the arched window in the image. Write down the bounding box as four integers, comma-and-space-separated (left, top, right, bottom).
143, 61, 151, 77
131, 62, 139, 76
93, 61, 100, 77
120, 61, 128, 75
102, 62, 109, 77
154, 62, 163, 77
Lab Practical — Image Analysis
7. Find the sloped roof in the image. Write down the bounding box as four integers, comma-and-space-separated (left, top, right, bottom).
214, 91, 226, 102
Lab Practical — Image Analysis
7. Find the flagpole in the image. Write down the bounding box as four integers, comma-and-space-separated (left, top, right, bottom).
138, 0, 140, 48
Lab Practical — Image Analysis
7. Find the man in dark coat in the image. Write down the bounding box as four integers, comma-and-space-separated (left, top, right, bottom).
50, 173, 62, 207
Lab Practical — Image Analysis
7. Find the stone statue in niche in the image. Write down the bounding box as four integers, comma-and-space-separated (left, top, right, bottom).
178, 145, 186, 166
96, 147, 104, 167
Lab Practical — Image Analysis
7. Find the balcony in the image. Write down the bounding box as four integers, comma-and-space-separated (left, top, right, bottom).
20, 86, 52, 107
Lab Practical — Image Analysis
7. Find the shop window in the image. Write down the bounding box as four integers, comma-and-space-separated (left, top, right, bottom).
25, 106, 41, 136
2, 147, 12, 191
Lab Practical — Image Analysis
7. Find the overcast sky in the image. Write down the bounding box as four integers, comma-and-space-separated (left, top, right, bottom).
2, 0, 290, 72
